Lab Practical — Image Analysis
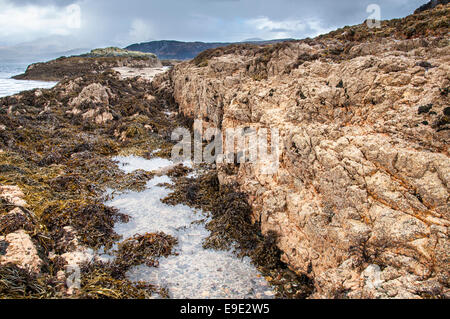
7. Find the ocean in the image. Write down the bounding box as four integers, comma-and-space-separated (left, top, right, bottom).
0, 62, 58, 98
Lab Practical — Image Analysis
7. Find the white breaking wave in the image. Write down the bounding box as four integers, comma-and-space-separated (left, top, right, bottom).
0, 63, 57, 98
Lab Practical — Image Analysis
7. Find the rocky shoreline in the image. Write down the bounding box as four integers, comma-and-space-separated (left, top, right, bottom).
0, 3, 449, 299
0, 66, 190, 298
13, 48, 162, 82
0, 64, 305, 299
156, 3, 450, 298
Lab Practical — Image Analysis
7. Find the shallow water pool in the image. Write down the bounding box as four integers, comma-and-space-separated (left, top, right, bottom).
107, 156, 275, 299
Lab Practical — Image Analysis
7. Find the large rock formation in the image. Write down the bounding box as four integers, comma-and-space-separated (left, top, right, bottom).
156, 4, 450, 298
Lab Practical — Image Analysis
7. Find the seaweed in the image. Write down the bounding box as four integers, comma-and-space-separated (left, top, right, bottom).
115, 232, 178, 268
41, 203, 129, 250
166, 164, 193, 178
0, 208, 35, 236
76, 232, 178, 299
76, 261, 158, 299
0, 264, 63, 299
0, 241, 9, 255
161, 170, 315, 299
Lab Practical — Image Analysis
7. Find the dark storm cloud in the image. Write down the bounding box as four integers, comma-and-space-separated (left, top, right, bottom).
1, 0, 430, 48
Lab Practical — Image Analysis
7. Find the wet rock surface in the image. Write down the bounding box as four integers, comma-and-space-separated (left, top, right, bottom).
159, 4, 450, 299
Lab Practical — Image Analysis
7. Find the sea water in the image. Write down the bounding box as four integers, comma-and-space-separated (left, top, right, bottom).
107, 156, 275, 299
0, 63, 57, 98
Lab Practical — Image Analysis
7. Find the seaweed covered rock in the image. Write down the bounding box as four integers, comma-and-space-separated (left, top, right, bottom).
0, 207, 35, 235
77, 261, 160, 299
0, 185, 28, 208
42, 203, 129, 250
0, 263, 63, 299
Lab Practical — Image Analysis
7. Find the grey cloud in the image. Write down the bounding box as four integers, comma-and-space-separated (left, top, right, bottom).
1, 0, 430, 49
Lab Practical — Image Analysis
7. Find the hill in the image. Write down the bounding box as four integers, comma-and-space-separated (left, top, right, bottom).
125, 39, 293, 60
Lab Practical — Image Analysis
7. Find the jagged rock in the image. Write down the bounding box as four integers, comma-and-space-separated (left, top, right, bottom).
69, 83, 114, 124
70, 83, 112, 108
160, 4, 450, 299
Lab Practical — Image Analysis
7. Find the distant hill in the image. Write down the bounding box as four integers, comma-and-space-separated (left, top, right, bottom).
0, 35, 90, 63
415, 0, 449, 14
125, 39, 294, 60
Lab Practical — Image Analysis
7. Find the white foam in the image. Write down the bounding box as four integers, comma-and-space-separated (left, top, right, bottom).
112, 155, 173, 174
0, 78, 57, 98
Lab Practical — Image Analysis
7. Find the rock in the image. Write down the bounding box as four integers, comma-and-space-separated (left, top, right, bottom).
13, 49, 162, 81
56, 226, 94, 295
161, 3, 450, 299
362, 265, 384, 291
0, 230, 43, 274
84, 47, 159, 59
0, 185, 28, 207
69, 83, 115, 124
70, 83, 111, 108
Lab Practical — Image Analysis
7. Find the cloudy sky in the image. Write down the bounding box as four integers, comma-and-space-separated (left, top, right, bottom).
0, 0, 429, 49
